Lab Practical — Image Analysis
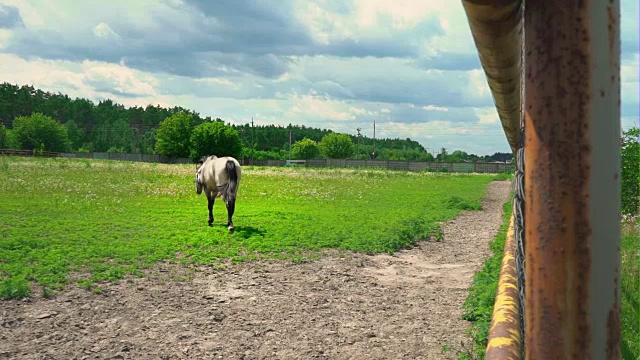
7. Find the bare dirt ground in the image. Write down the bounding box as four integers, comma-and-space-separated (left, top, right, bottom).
1, 180, 511, 360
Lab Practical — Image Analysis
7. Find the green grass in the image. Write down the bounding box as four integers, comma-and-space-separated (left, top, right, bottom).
459, 204, 639, 360
0, 156, 497, 299
621, 218, 639, 360
460, 195, 513, 359
445, 196, 483, 211
492, 171, 514, 182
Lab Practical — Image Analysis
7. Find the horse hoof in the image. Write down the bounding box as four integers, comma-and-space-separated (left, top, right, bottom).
228, 226, 235, 234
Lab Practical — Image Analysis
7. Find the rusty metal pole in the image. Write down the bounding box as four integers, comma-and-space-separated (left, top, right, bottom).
524, 1, 621, 359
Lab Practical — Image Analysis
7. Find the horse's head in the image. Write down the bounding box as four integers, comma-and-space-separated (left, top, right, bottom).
195, 160, 204, 195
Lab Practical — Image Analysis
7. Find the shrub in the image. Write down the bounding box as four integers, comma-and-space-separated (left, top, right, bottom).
292, 138, 320, 159
155, 111, 193, 158
190, 121, 242, 161
0, 124, 6, 148
621, 127, 639, 216
11, 113, 71, 152
445, 196, 482, 211
319, 133, 355, 159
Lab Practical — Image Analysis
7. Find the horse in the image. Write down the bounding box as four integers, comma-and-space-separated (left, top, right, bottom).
195, 155, 242, 233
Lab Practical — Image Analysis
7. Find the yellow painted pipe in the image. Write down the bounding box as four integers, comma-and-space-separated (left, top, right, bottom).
486, 213, 522, 359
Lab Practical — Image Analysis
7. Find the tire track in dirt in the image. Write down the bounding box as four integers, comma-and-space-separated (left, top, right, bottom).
1, 180, 511, 360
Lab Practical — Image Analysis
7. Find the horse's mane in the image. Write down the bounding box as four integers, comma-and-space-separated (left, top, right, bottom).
199, 155, 218, 163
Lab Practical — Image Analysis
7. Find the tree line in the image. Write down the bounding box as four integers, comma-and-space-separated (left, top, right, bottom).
0, 82, 513, 162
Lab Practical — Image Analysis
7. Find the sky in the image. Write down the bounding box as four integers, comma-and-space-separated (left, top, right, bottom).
0, 1, 637, 156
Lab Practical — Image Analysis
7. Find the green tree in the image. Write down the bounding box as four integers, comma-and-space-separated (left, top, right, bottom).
451, 150, 469, 161
319, 133, 355, 159
63, 120, 84, 151
436, 147, 448, 162
0, 82, 432, 157
5, 130, 20, 149
11, 113, 70, 152
155, 111, 193, 158
190, 121, 242, 161
93, 117, 134, 152
422, 152, 435, 162
0, 124, 6, 148
291, 138, 320, 159
141, 129, 156, 154
621, 127, 639, 215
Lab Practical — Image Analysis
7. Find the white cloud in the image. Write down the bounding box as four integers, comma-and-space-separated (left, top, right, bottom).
294, 2, 354, 45
92, 23, 120, 40
474, 107, 499, 125
0, 53, 158, 100
82, 61, 158, 97
422, 105, 448, 112
0, 29, 13, 49
621, 53, 639, 83
466, 68, 491, 98
0, 0, 637, 156
0, 54, 86, 94
288, 93, 355, 121
377, 120, 509, 154
351, 0, 450, 30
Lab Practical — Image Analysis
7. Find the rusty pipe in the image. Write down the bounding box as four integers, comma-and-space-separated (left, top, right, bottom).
486, 213, 522, 359
524, 0, 621, 358
461, 0, 523, 153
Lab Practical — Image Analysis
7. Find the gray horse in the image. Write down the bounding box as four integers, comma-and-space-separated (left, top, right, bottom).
195, 155, 242, 233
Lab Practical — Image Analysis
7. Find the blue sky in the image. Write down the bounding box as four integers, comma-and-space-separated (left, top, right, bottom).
0, 0, 637, 155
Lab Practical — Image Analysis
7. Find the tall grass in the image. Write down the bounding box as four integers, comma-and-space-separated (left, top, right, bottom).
460, 196, 513, 359
621, 218, 639, 360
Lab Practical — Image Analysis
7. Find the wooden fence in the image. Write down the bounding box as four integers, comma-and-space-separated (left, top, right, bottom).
0, 149, 62, 158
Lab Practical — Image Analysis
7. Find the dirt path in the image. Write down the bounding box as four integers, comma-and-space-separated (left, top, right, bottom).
1, 180, 511, 360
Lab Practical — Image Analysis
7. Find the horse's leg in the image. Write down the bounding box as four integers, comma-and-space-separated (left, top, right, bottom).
206, 191, 215, 226
225, 198, 236, 233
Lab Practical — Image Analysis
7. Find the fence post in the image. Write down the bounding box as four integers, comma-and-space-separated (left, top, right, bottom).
524, 1, 621, 358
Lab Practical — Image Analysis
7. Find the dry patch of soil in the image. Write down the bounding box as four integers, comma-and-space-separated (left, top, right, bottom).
1, 180, 511, 360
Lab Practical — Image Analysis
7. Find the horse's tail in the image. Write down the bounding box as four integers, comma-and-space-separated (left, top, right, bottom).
225, 160, 239, 201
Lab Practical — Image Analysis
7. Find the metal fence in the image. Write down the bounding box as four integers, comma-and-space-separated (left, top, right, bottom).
0, 149, 514, 174
60, 152, 192, 164
464, 0, 621, 358
0, 149, 191, 164
242, 159, 514, 173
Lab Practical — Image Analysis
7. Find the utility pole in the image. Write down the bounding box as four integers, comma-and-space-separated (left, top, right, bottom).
251, 117, 255, 164
356, 127, 362, 158
288, 126, 292, 160
373, 120, 376, 159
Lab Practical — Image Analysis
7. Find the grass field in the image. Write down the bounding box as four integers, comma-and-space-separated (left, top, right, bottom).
462, 209, 639, 360
460, 196, 512, 359
621, 218, 639, 360
0, 156, 499, 299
